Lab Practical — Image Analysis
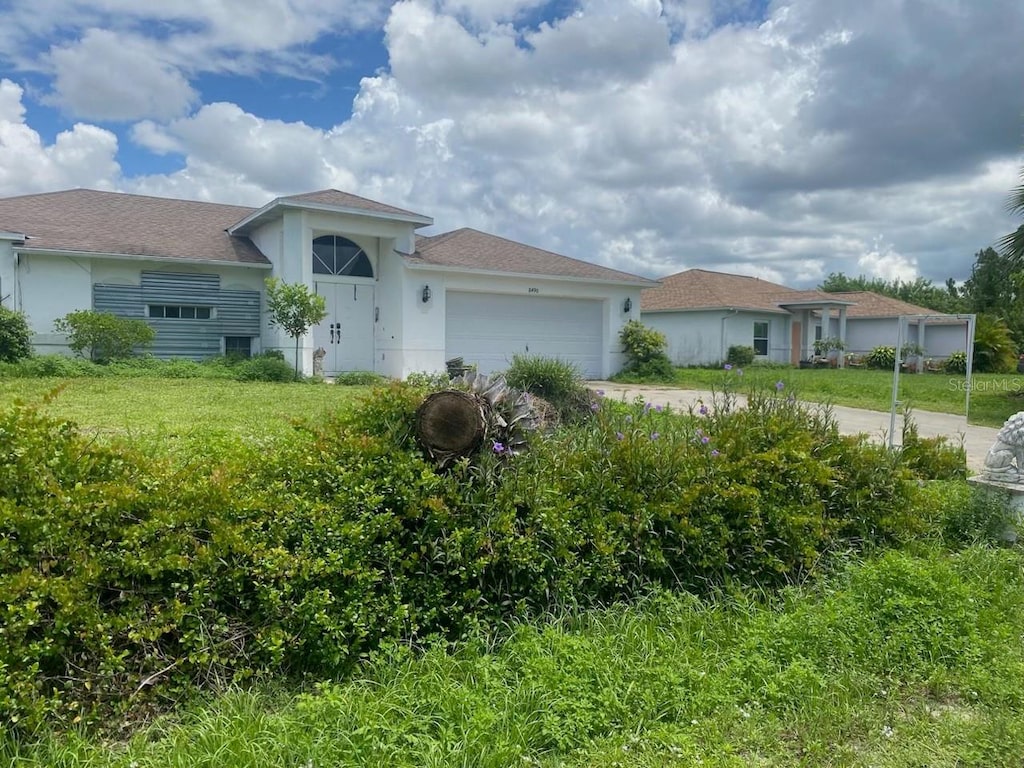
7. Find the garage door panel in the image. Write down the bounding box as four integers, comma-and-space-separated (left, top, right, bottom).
446, 292, 603, 377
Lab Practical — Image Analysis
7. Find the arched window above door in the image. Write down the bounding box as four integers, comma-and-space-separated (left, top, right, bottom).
312, 235, 373, 277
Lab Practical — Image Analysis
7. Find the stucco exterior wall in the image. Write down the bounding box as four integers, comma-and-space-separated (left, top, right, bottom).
14, 254, 266, 356
0, 240, 15, 310
826, 317, 970, 359
17, 253, 93, 353
642, 309, 791, 366
249, 209, 421, 375
374, 238, 409, 378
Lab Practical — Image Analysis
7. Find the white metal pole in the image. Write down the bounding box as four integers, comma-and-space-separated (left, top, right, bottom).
964, 314, 975, 423
889, 315, 905, 448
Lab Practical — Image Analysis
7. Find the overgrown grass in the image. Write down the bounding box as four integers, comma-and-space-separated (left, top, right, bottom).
0, 377, 366, 439
658, 366, 1023, 427
7, 545, 1024, 767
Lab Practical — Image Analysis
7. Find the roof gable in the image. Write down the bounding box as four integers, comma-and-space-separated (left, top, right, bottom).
230, 188, 433, 233
279, 189, 429, 219
412, 228, 656, 285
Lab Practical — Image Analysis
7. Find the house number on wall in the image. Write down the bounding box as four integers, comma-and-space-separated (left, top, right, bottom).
528, 287, 540, 293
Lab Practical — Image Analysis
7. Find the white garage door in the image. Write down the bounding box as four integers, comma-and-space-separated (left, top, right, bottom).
445, 291, 604, 378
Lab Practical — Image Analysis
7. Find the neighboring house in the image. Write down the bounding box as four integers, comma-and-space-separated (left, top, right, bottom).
640, 269, 967, 366
821, 291, 970, 359
0, 189, 655, 378
640, 269, 855, 365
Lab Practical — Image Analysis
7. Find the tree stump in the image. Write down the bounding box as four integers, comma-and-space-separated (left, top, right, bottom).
415, 390, 487, 465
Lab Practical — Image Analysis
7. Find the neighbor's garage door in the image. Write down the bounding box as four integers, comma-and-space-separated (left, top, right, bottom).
445, 291, 604, 377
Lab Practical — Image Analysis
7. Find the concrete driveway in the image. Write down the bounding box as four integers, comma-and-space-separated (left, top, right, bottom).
590, 381, 1000, 474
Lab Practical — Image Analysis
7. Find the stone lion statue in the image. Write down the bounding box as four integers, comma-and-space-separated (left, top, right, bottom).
984, 411, 1024, 483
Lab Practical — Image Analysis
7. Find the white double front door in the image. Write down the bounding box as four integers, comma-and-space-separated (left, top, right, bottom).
312, 281, 375, 374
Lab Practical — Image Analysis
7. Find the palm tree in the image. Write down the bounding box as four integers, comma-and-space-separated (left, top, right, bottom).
999, 165, 1024, 259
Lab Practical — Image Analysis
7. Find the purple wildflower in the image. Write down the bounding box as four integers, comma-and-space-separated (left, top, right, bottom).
655, 404, 664, 412
616, 431, 625, 441
698, 403, 708, 416
625, 414, 633, 423
590, 402, 600, 412
711, 449, 720, 457
701, 435, 710, 445
775, 380, 785, 391
724, 363, 733, 370
643, 402, 652, 414
492, 441, 505, 454
596, 389, 605, 397
650, 432, 660, 440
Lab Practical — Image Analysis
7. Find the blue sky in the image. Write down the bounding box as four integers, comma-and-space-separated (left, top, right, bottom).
0, 0, 1021, 287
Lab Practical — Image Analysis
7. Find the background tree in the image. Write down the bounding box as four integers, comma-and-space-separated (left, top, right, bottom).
264, 277, 328, 380
962, 247, 1024, 349
819, 273, 964, 314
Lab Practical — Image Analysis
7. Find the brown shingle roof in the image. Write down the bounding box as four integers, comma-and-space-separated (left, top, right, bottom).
642, 269, 810, 312
279, 189, 429, 219
412, 228, 656, 285
0, 189, 269, 265
822, 291, 961, 321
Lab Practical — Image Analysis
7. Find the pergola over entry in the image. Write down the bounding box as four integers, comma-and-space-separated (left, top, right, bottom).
774, 292, 856, 366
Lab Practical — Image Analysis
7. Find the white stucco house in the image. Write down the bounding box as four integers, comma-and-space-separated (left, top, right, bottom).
640, 269, 855, 365
0, 189, 655, 378
640, 269, 968, 366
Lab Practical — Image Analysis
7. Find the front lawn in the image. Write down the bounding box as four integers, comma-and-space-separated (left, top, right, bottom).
0, 377, 367, 438
657, 367, 1023, 427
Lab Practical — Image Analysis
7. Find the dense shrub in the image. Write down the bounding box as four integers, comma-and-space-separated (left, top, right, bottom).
53, 310, 156, 362
0, 381, 929, 733
944, 350, 968, 374
617, 320, 674, 382
232, 353, 299, 382
972, 314, 1017, 373
899, 418, 967, 481
726, 345, 755, 366
866, 345, 896, 369
0, 306, 32, 362
619, 320, 667, 363
0, 353, 312, 382
333, 370, 386, 386
503, 355, 591, 422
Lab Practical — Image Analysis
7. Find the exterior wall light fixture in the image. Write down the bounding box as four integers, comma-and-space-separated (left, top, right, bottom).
422, 285, 432, 303
623, 297, 632, 313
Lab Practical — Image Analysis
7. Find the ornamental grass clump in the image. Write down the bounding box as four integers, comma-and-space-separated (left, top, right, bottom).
503, 355, 593, 424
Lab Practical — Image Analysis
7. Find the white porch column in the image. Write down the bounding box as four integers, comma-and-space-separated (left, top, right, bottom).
919, 320, 927, 373
798, 309, 806, 360
837, 305, 847, 367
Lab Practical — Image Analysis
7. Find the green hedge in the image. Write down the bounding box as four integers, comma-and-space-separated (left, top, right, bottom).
0, 353, 303, 382
0, 382, 942, 732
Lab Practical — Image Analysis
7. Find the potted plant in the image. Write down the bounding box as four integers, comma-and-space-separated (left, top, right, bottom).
812, 337, 846, 367
900, 343, 924, 373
